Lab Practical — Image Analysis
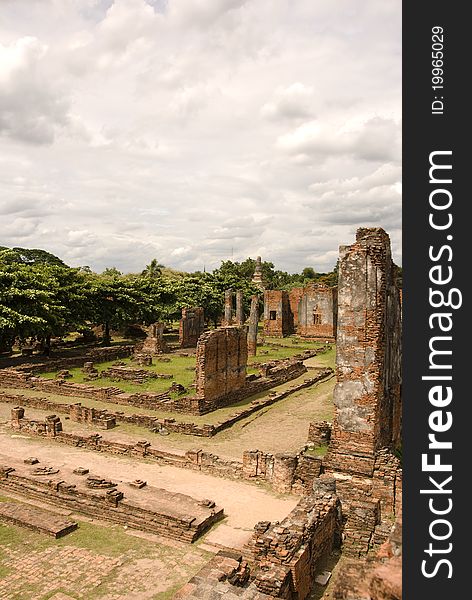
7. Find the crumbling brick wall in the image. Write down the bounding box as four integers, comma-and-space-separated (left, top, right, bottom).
179, 307, 205, 348
141, 322, 167, 354
307, 421, 332, 446
247, 493, 342, 600
327, 228, 402, 476
195, 327, 247, 402
295, 284, 337, 339
263, 291, 291, 337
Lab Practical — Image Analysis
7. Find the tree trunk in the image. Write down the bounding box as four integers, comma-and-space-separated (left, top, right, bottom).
103, 322, 111, 345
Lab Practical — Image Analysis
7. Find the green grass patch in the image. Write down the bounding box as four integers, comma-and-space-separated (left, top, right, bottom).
40, 354, 197, 395
305, 444, 329, 457
55, 522, 156, 557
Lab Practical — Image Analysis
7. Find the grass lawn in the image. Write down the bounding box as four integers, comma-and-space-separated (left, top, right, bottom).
37, 336, 329, 394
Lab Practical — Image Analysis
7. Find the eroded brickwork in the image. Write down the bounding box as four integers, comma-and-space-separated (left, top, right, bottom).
247, 493, 341, 600
142, 322, 167, 354
263, 286, 337, 339
248, 295, 259, 355
236, 290, 245, 325
263, 291, 291, 337
179, 308, 205, 348
326, 228, 402, 476
295, 284, 337, 340
0, 460, 223, 543
195, 327, 248, 402
224, 289, 234, 325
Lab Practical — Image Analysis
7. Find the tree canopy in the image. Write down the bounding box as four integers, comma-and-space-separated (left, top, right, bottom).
0, 245, 338, 352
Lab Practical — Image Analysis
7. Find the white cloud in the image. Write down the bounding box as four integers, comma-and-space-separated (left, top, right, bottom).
0, 0, 401, 272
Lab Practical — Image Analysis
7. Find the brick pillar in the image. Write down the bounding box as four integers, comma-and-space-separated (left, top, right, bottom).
247, 295, 259, 355
235, 290, 244, 325
325, 228, 402, 476
224, 289, 233, 325
11, 406, 24, 425
272, 453, 298, 493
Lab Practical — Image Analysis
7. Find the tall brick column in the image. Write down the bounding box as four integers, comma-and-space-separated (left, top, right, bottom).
247, 295, 259, 355
224, 289, 233, 325
235, 290, 244, 325
326, 228, 402, 476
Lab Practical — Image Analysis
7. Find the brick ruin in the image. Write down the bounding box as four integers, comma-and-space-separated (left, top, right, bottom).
195, 326, 248, 403
248, 294, 260, 355
8, 406, 330, 496
0, 228, 401, 600
223, 289, 245, 326
252, 256, 266, 291
179, 307, 205, 348
4, 364, 330, 443
0, 458, 223, 543
0, 502, 78, 538
175, 228, 402, 600
325, 228, 402, 476
263, 290, 292, 337
263, 286, 337, 340
141, 322, 167, 354
296, 284, 337, 340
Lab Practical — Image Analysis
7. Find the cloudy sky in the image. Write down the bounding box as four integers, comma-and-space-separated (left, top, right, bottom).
0, 0, 401, 273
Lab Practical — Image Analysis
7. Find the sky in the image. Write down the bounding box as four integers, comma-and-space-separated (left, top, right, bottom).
0, 0, 401, 274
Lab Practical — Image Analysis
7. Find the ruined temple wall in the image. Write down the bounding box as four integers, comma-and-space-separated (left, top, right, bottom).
195, 327, 248, 401
327, 228, 402, 475
179, 307, 205, 348
297, 285, 337, 339
263, 291, 291, 337
288, 287, 304, 330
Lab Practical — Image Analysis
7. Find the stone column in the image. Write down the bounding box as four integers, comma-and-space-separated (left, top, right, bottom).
224, 289, 233, 325
247, 295, 259, 355
235, 290, 244, 325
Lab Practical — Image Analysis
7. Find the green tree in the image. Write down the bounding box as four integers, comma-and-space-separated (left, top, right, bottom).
141, 259, 165, 278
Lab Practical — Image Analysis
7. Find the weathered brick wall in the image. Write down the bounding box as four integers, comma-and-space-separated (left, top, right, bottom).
263, 291, 291, 337
179, 307, 205, 348
235, 290, 244, 325
332, 520, 402, 600
307, 421, 332, 446
248, 493, 341, 600
248, 295, 259, 355
326, 228, 402, 476
141, 322, 167, 354
195, 327, 247, 401
296, 284, 337, 339
288, 287, 304, 330
224, 289, 233, 325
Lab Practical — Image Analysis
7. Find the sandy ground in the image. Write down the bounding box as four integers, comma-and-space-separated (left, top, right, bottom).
0, 426, 298, 548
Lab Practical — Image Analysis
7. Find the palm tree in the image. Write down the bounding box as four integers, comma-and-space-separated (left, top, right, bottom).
141, 259, 165, 278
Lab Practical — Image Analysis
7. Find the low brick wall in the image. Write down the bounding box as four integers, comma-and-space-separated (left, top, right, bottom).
0, 367, 333, 439
0, 350, 319, 417
8, 408, 326, 495
11, 345, 134, 374
307, 420, 332, 446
